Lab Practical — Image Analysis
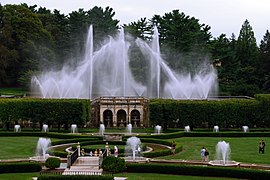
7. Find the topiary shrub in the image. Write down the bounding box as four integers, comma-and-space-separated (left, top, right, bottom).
101, 156, 125, 173
45, 157, 61, 169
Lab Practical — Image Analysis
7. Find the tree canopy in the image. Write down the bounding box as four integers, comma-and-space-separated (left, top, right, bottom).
0, 3, 269, 97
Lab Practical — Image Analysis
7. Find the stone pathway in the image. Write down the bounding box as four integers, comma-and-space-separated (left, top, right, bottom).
62, 156, 103, 175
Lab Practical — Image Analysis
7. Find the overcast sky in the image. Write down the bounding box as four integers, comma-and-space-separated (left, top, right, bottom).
2, 0, 270, 42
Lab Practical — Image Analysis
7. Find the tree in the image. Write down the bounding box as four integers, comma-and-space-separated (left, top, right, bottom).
233, 19, 260, 96
260, 30, 270, 92
0, 4, 54, 88
123, 17, 151, 40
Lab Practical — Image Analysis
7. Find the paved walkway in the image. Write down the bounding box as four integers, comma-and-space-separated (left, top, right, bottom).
63, 156, 103, 175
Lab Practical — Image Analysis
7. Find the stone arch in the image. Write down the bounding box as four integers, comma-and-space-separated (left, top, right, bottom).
117, 109, 127, 127
103, 109, 113, 128
130, 109, 141, 127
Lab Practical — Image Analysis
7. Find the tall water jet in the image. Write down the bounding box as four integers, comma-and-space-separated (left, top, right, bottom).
32, 25, 218, 99
42, 124, 49, 132
71, 124, 77, 134
213, 126, 219, 132
35, 137, 51, 159
242, 126, 249, 133
125, 136, 141, 161
126, 123, 132, 135
155, 125, 162, 134
184, 125, 190, 132
216, 141, 231, 165
99, 124, 105, 135
14, 125, 21, 132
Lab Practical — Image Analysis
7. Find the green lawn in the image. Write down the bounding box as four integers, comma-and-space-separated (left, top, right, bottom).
1, 136, 270, 165
161, 137, 270, 164
0, 172, 40, 180
0, 136, 39, 159
0, 88, 26, 96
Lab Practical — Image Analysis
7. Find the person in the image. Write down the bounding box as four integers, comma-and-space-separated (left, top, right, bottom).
114, 145, 118, 157
205, 148, 209, 161
89, 151, 93, 156
259, 140, 266, 154
81, 148, 85, 156
201, 147, 206, 161
171, 141, 176, 155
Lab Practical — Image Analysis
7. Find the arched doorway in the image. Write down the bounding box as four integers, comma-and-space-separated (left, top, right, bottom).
103, 110, 113, 128
117, 109, 127, 127
131, 110, 141, 127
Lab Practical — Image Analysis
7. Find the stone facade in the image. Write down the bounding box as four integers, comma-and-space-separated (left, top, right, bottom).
90, 97, 149, 128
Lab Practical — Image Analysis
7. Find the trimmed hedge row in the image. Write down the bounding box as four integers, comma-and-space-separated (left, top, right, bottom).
38, 175, 113, 180
149, 96, 270, 128
0, 162, 42, 173
0, 98, 90, 130
127, 163, 270, 179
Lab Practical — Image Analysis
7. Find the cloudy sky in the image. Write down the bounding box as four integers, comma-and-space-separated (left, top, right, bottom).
2, 0, 270, 42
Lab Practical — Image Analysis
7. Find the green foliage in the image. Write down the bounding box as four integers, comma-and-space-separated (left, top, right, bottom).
126, 163, 270, 179
0, 162, 42, 173
0, 98, 90, 130
101, 156, 125, 173
149, 98, 269, 128
37, 175, 113, 180
45, 157, 61, 169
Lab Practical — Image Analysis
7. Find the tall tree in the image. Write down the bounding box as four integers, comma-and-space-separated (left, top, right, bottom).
233, 19, 260, 96
0, 4, 54, 87
259, 30, 270, 92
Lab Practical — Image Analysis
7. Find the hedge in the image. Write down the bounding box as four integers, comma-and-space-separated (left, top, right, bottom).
0, 98, 90, 130
38, 175, 113, 180
149, 96, 270, 128
0, 162, 42, 173
127, 163, 270, 179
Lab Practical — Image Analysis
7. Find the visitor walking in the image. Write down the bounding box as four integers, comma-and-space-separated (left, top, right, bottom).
259, 140, 266, 154
114, 145, 118, 157
205, 148, 209, 161
171, 141, 176, 155
201, 147, 206, 161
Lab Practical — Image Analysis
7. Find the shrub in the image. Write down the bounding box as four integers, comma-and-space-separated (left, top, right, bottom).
127, 163, 270, 179
102, 156, 125, 173
45, 157, 61, 169
0, 162, 41, 173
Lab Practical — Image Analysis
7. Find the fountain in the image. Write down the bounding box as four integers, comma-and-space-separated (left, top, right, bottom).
209, 141, 239, 167
184, 125, 190, 132
213, 126, 219, 132
14, 125, 21, 132
42, 124, 49, 132
71, 124, 78, 134
31, 25, 218, 100
155, 125, 162, 134
126, 123, 132, 135
99, 124, 105, 135
125, 136, 142, 161
242, 126, 249, 132
35, 137, 51, 159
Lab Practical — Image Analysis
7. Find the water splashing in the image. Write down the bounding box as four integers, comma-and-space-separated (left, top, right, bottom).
32, 26, 218, 99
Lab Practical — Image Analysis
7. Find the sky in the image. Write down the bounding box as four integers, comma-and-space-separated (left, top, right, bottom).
2, 0, 270, 42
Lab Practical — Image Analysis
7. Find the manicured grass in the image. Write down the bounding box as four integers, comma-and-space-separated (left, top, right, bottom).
0, 172, 39, 180
0, 88, 26, 96
115, 173, 238, 180
1, 136, 270, 165
161, 137, 270, 164
0, 137, 39, 159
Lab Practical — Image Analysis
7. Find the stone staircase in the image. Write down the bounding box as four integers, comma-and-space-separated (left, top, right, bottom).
63, 156, 103, 175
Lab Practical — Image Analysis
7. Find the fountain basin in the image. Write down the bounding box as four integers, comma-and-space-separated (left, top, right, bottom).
208, 160, 240, 167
